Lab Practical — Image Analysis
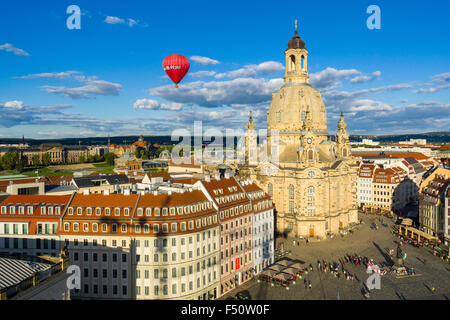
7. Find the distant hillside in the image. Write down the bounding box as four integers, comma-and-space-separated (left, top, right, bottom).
1, 132, 449, 146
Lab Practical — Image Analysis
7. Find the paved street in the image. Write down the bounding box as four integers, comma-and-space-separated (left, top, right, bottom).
221, 213, 450, 300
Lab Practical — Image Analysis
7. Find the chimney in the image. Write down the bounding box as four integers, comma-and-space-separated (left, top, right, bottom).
153, 190, 158, 196
224, 172, 230, 179
124, 189, 131, 196
104, 189, 110, 196
205, 175, 211, 182
83, 189, 90, 195
215, 174, 220, 181
168, 191, 172, 196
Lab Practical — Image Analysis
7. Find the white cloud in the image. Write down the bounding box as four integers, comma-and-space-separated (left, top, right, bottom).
190, 71, 216, 78
350, 70, 381, 84
347, 99, 392, 112
150, 77, 283, 108
4, 100, 25, 109
17, 71, 122, 99
104, 16, 140, 27
414, 84, 450, 94
133, 99, 183, 111
0, 43, 30, 56
215, 61, 284, 79
128, 19, 137, 27
104, 16, 125, 24
190, 56, 220, 65
15, 71, 82, 80
309, 67, 360, 90
41, 79, 122, 99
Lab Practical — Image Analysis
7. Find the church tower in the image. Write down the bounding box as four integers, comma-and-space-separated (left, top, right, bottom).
284, 20, 309, 85
238, 21, 358, 239
335, 111, 350, 158
245, 111, 258, 165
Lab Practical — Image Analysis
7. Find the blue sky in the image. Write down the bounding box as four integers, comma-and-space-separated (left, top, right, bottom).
0, 0, 449, 138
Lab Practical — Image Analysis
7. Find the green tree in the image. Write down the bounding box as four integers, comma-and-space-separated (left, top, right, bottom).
41, 153, 51, 166
79, 155, 86, 163
16, 155, 28, 173
104, 152, 116, 166
87, 155, 94, 163
1, 151, 19, 170
32, 155, 41, 167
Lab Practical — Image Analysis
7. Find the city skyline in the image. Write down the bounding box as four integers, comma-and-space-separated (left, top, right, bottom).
1, 0, 450, 139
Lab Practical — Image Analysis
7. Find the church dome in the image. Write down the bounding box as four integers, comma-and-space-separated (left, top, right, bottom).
287, 29, 306, 50
267, 85, 328, 134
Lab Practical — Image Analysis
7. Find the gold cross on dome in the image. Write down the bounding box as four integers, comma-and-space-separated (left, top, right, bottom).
295, 19, 298, 32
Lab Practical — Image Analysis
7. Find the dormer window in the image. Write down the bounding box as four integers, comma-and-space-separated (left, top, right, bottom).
19, 206, 24, 215
124, 208, 130, 216
41, 207, 46, 215
105, 208, 111, 216
115, 208, 121, 216
48, 207, 54, 215
68, 207, 73, 215
170, 208, 175, 216
162, 208, 168, 216
1, 206, 6, 214
86, 207, 92, 216
146, 208, 152, 216
137, 208, 143, 216
77, 207, 82, 215
96, 208, 101, 216
154, 208, 160, 216
55, 207, 61, 215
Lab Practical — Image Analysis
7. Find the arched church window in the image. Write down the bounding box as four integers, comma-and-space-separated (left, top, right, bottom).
300, 55, 304, 70
301, 111, 306, 122
288, 184, 294, 199
343, 148, 348, 157
277, 111, 281, 123
308, 149, 314, 161
307, 186, 315, 202
290, 55, 296, 71
267, 183, 273, 197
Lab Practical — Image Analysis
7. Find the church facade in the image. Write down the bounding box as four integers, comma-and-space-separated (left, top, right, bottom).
238, 24, 358, 239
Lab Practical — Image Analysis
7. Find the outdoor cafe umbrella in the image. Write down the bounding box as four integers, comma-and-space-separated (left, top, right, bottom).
260, 269, 278, 277
290, 261, 304, 269
269, 264, 286, 272
277, 259, 295, 267
273, 272, 292, 282
282, 267, 302, 276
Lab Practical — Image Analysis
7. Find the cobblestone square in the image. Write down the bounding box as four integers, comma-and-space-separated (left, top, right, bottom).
221, 214, 450, 300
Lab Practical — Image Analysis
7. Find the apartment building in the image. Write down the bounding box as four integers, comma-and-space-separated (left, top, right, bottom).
60, 193, 138, 299
133, 191, 220, 300
0, 195, 71, 257
0, 175, 275, 300
195, 176, 254, 296
419, 167, 450, 237
241, 180, 274, 274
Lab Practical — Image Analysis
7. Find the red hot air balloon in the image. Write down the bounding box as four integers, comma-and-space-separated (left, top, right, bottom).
163, 54, 190, 88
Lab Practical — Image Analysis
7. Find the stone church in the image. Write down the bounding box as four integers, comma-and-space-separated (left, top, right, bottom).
238, 23, 358, 238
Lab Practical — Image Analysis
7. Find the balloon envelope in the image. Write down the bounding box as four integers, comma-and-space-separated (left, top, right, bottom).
163, 54, 190, 87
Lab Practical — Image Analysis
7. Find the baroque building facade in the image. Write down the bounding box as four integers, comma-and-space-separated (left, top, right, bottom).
238, 24, 358, 238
